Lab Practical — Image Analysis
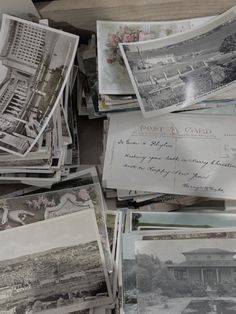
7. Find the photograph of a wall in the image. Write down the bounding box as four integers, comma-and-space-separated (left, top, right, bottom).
0, 14, 78, 156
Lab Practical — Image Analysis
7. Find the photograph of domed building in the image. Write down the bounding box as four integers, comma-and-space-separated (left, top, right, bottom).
0, 14, 78, 156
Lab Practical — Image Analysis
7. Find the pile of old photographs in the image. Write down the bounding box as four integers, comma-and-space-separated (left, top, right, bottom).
0, 166, 119, 314
97, 12, 236, 116
96, 17, 217, 113
4, 2, 236, 314
0, 8, 119, 314
0, 13, 80, 188
96, 5, 236, 314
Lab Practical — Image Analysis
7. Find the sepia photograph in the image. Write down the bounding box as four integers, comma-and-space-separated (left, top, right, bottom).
135, 237, 236, 314
0, 14, 78, 156
120, 8, 236, 117
0, 210, 112, 313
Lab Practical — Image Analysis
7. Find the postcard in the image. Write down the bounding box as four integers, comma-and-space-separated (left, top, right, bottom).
97, 17, 212, 95
130, 211, 236, 231
119, 7, 236, 117
23, 167, 99, 195
0, 169, 61, 182
0, 183, 112, 273
136, 194, 223, 212
0, 14, 79, 156
122, 228, 236, 313
0, 210, 113, 313
103, 111, 236, 199
0, 185, 95, 228
135, 235, 236, 314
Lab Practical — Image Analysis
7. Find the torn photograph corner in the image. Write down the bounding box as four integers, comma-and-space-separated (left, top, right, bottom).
0, 14, 79, 156
119, 6, 236, 117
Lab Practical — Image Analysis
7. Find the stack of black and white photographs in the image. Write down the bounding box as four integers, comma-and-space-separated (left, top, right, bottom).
96, 17, 213, 113
0, 8, 118, 312
5, 2, 236, 314
0, 13, 79, 185
0, 170, 119, 313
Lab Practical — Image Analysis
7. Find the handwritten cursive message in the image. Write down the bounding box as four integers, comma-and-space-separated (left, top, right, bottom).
103, 112, 236, 199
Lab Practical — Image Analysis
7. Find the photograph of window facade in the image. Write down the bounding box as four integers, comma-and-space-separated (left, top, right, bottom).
0, 14, 78, 156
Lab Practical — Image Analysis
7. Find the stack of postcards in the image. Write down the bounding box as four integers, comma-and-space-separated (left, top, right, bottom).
0, 13, 80, 188
96, 5, 236, 314
0, 3, 118, 313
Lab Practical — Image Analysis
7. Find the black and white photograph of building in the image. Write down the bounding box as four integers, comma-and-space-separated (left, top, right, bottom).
120, 10, 236, 117
0, 14, 78, 156
0, 210, 112, 314
135, 238, 236, 314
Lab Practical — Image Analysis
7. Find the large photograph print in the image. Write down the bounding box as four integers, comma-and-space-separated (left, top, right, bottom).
120, 7, 236, 117
0, 14, 78, 156
135, 237, 236, 314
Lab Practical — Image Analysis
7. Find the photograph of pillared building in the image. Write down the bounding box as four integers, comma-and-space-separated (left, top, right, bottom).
167, 248, 236, 287
136, 239, 236, 314
0, 14, 78, 155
